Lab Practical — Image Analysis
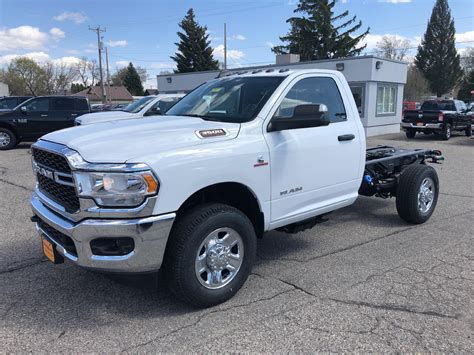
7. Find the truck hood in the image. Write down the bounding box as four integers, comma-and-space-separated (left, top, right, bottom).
76, 111, 137, 124
41, 115, 240, 163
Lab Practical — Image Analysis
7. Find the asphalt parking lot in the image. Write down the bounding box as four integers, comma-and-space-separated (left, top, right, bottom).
1, 132, 473, 352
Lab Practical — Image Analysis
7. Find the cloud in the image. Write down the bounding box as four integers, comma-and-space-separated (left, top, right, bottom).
65, 49, 80, 55
150, 62, 176, 70
0, 51, 50, 65
233, 34, 246, 41
0, 52, 82, 67
115, 60, 129, 67
106, 40, 128, 47
213, 44, 245, 60
53, 11, 87, 24
52, 56, 81, 66
49, 27, 65, 41
0, 26, 49, 52
84, 43, 97, 53
456, 30, 474, 43
265, 41, 275, 48
378, 0, 412, 3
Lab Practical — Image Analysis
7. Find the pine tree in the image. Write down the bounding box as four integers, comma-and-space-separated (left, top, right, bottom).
171, 8, 219, 73
122, 63, 144, 96
415, 0, 462, 97
273, 0, 369, 61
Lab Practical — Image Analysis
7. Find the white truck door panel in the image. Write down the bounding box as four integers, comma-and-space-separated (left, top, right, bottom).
265, 74, 362, 225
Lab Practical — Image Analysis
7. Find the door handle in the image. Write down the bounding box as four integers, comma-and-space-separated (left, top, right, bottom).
41, 114, 48, 117
338, 134, 355, 141
71, 113, 78, 116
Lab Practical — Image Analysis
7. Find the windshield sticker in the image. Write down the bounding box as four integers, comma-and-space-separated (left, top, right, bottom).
211, 87, 223, 93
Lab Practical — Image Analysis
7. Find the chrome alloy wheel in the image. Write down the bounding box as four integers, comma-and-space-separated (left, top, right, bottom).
418, 177, 435, 214
0, 132, 11, 147
195, 227, 244, 289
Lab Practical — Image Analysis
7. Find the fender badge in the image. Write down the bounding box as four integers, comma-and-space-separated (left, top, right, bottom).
196, 129, 227, 138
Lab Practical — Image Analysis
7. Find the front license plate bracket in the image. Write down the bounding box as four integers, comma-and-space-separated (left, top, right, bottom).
42, 236, 64, 264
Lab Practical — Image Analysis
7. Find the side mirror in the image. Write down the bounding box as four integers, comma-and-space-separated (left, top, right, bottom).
268, 104, 330, 132
145, 107, 161, 116
20, 106, 27, 114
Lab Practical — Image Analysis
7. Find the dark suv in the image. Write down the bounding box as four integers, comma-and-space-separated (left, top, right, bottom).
0, 96, 90, 150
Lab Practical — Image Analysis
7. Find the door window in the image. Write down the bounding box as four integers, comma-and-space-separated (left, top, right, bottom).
349, 85, 364, 117
53, 98, 74, 111
75, 98, 89, 111
275, 77, 347, 123
152, 97, 180, 113
24, 98, 49, 111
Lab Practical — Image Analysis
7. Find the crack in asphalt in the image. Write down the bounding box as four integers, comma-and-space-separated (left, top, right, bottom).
257, 209, 474, 264
0, 177, 34, 192
439, 192, 474, 199
0, 258, 47, 275
120, 288, 295, 352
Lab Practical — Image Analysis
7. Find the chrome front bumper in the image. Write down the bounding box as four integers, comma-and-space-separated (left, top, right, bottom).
31, 192, 175, 273
401, 122, 443, 129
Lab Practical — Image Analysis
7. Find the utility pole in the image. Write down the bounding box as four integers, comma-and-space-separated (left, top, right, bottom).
105, 47, 111, 104
224, 23, 227, 70
89, 25, 106, 103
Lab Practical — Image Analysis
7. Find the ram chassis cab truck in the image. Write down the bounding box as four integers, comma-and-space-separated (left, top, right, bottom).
402, 99, 472, 140
75, 94, 185, 126
30, 70, 443, 307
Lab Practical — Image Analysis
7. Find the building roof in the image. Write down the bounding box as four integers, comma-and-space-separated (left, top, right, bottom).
144, 89, 159, 96
72, 86, 133, 101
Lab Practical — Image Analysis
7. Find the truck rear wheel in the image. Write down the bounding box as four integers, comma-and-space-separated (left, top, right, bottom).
442, 124, 451, 140
396, 164, 439, 224
0, 128, 17, 150
466, 125, 472, 137
163, 203, 256, 307
405, 129, 416, 139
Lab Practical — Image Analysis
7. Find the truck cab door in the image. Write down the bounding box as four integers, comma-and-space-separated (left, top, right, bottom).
17, 97, 51, 138
264, 74, 364, 228
49, 97, 77, 132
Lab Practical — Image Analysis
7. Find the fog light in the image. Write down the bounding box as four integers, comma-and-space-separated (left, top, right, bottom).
90, 238, 135, 256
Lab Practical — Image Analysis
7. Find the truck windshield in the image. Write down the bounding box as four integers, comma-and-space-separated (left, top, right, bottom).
166, 76, 284, 123
421, 100, 455, 111
122, 96, 155, 113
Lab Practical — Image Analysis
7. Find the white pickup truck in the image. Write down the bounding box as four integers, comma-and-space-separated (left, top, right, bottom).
30, 69, 443, 307
74, 94, 184, 125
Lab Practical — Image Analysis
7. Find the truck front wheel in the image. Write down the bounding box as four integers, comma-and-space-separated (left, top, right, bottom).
0, 128, 17, 150
163, 203, 257, 307
396, 164, 439, 224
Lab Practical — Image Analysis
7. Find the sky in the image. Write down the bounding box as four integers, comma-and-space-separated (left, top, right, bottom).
0, 0, 473, 88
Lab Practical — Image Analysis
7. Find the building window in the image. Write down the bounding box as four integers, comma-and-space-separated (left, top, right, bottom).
376, 85, 397, 115
349, 85, 365, 117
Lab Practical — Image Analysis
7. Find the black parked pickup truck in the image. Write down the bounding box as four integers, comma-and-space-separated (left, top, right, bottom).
402, 99, 472, 140
0, 96, 90, 150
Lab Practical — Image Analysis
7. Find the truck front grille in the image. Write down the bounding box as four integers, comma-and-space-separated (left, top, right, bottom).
38, 219, 77, 257
32, 147, 80, 213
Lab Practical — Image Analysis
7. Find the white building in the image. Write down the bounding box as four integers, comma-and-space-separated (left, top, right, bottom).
157, 55, 407, 136
0, 82, 9, 97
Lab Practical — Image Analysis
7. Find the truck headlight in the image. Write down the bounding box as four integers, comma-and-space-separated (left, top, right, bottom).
74, 171, 158, 207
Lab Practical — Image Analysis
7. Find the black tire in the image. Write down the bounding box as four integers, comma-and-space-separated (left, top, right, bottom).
396, 164, 439, 224
163, 203, 257, 308
442, 124, 451, 140
405, 129, 416, 139
0, 128, 18, 150
465, 125, 472, 137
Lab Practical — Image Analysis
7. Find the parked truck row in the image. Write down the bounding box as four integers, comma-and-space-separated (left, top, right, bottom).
29, 69, 444, 307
